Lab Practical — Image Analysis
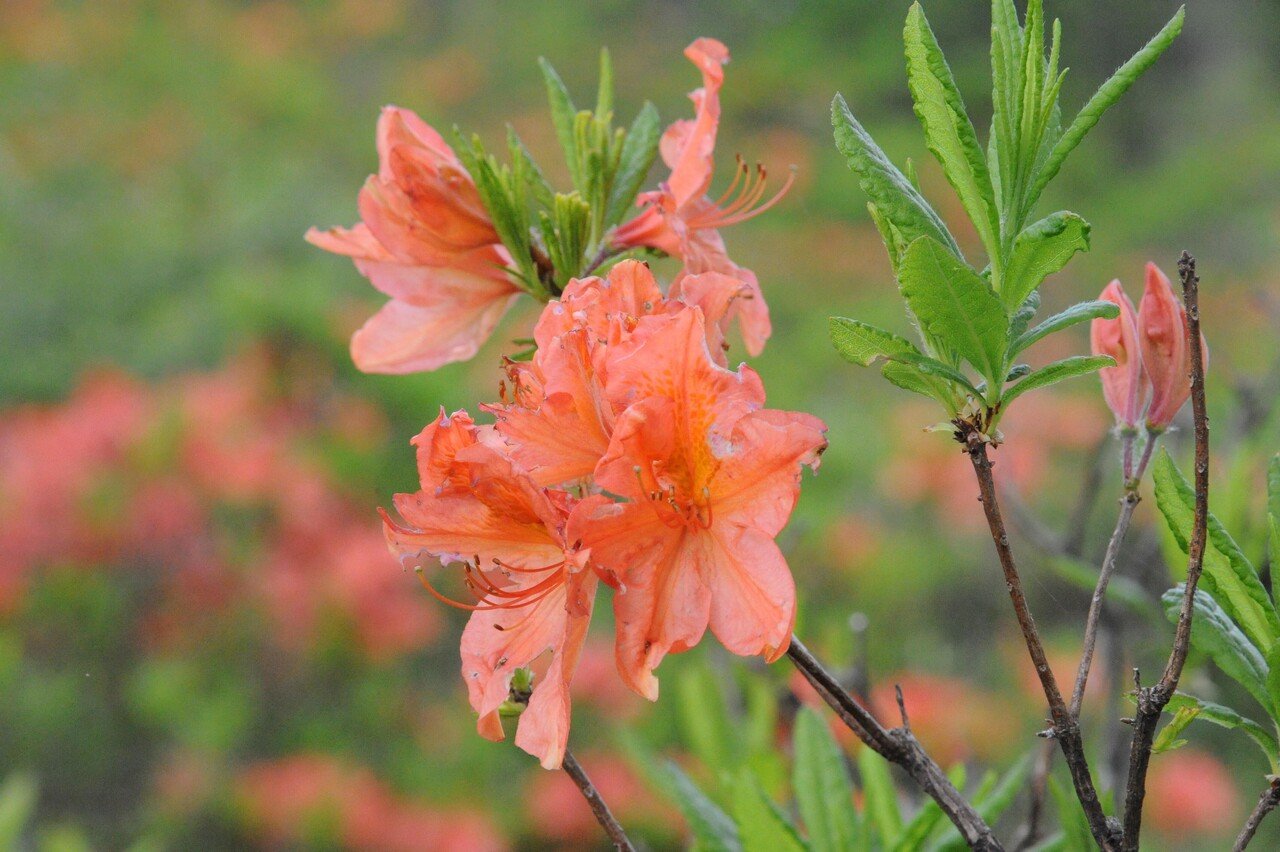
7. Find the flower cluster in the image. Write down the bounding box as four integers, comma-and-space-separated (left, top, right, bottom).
308, 38, 788, 374
381, 260, 826, 768
1091, 261, 1208, 432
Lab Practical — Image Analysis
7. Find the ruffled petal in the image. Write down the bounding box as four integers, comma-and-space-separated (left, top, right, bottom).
349, 286, 518, 375
706, 525, 795, 662
665, 38, 729, 209
709, 408, 827, 535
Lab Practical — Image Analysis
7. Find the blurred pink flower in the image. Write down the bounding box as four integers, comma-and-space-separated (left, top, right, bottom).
237, 755, 507, 852
1145, 749, 1241, 838
307, 107, 520, 373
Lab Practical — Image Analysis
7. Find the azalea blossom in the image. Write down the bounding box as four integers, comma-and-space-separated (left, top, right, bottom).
1138, 262, 1207, 430
1090, 279, 1149, 429
569, 307, 826, 700
1090, 264, 1207, 432
307, 107, 520, 374
380, 409, 600, 768
612, 38, 793, 356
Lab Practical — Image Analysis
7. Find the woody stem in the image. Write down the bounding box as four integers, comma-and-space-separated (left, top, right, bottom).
785, 636, 1002, 850
562, 748, 636, 852
962, 430, 1118, 851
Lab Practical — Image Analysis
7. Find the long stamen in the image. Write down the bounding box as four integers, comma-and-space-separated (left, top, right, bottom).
688, 163, 796, 231
709, 155, 748, 208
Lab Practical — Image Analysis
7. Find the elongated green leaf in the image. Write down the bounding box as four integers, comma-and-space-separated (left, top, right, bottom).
1154, 449, 1280, 653
1152, 702, 1198, 753
1161, 586, 1270, 712
1010, 299, 1118, 356
677, 661, 736, 778
832, 95, 961, 259
793, 708, 858, 852
867, 202, 908, 270
1001, 212, 1091, 310
1007, 290, 1040, 341
1269, 455, 1280, 603
898, 236, 1008, 384
1165, 692, 1279, 770
605, 102, 660, 228
1001, 355, 1112, 406
929, 755, 1032, 852
1027, 7, 1184, 211
857, 748, 902, 850
539, 58, 582, 189
895, 764, 963, 852
654, 760, 742, 851
989, 0, 1021, 219
881, 361, 955, 409
735, 771, 809, 852
595, 47, 614, 118
829, 317, 921, 367
1268, 643, 1280, 721
1048, 777, 1093, 852
903, 3, 999, 259
0, 774, 37, 850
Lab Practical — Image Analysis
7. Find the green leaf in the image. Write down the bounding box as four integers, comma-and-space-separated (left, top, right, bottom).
928, 755, 1031, 852
829, 317, 922, 367
903, 3, 1000, 260
653, 760, 742, 851
1000, 355, 1112, 407
1164, 693, 1279, 771
595, 48, 614, 119
1001, 212, 1091, 311
1269, 455, 1280, 604
881, 362, 956, 409
1153, 449, 1280, 654
895, 764, 963, 852
604, 102, 660, 228
1010, 299, 1118, 356
857, 747, 902, 850
0, 773, 37, 849
1152, 703, 1199, 754
734, 771, 809, 852
898, 236, 1008, 385
1026, 7, 1184, 212
539, 58, 582, 190
677, 660, 736, 779
1048, 777, 1094, 852
793, 708, 859, 852
832, 95, 961, 259
1007, 290, 1041, 341
867, 202, 908, 271
1161, 586, 1270, 712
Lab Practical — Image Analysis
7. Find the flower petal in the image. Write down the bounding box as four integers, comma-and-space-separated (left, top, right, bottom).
665, 38, 729, 209
706, 525, 796, 662
350, 287, 518, 375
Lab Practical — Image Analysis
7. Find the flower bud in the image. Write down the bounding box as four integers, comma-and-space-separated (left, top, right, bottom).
1138, 262, 1206, 430
1091, 279, 1148, 429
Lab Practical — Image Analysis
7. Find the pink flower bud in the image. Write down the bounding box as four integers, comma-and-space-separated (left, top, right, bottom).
1091, 280, 1148, 428
1138, 262, 1206, 430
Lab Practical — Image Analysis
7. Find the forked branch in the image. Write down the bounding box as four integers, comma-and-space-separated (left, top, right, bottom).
1120, 251, 1210, 850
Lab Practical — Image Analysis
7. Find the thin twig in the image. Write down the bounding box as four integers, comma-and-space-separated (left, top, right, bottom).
785, 636, 1003, 850
1234, 779, 1280, 851
1121, 251, 1210, 850
561, 749, 637, 851
961, 426, 1118, 851
1071, 490, 1141, 717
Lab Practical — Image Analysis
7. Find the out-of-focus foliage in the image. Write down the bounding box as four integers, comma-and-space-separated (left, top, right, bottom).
3, 0, 1280, 848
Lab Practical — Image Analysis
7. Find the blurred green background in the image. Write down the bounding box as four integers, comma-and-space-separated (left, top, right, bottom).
3, 0, 1279, 848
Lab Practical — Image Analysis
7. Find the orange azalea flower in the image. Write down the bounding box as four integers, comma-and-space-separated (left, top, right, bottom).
1091, 279, 1149, 429
612, 39, 793, 356
487, 260, 764, 487
307, 107, 520, 374
380, 409, 599, 768
569, 307, 826, 699
1138, 261, 1207, 430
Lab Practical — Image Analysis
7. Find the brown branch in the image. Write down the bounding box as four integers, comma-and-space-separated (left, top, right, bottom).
1071, 490, 1141, 717
561, 749, 636, 851
1120, 251, 1210, 850
785, 636, 1003, 850
961, 427, 1118, 851
1234, 779, 1280, 851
